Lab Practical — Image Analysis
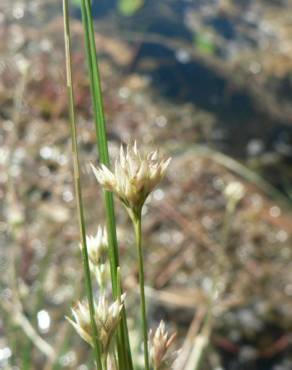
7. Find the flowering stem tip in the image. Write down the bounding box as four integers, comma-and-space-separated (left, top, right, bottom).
91, 142, 171, 217
149, 321, 177, 370
67, 294, 126, 365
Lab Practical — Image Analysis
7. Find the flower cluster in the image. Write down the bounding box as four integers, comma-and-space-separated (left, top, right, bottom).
149, 321, 177, 370
69, 141, 173, 369
91, 142, 171, 216
67, 301, 92, 346
83, 226, 108, 266
81, 226, 109, 289
67, 294, 125, 354
96, 294, 125, 353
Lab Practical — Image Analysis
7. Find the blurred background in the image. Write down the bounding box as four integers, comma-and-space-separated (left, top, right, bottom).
0, 0, 292, 369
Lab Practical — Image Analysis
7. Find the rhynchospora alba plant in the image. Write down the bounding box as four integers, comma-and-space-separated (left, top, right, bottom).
91, 142, 172, 370
63, 0, 177, 367
67, 143, 176, 370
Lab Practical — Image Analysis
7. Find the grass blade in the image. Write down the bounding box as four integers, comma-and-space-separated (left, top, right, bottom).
62, 1, 102, 368
79, 1, 133, 369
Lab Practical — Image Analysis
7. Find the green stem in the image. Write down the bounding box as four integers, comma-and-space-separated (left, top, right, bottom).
79, 0, 119, 285
102, 355, 108, 370
79, 2, 133, 369
133, 215, 150, 370
62, 1, 102, 369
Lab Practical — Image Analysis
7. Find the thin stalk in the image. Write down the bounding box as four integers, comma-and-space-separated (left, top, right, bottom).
79, 0, 119, 287
79, 1, 133, 369
133, 215, 150, 370
102, 356, 108, 370
62, 1, 102, 369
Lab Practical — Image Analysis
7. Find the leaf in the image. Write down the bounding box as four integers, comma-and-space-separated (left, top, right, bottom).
118, 0, 144, 17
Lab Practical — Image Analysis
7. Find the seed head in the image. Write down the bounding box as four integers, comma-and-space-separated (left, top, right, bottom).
95, 294, 125, 353
67, 301, 93, 346
80, 226, 108, 266
149, 321, 177, 370
67, 295, 125, 354
91, 142, 171, 216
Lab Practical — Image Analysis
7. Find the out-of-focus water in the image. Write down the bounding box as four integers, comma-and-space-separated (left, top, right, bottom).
71, 0, 292, 162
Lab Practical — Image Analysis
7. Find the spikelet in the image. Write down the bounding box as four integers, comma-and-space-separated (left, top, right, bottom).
95, 294, 126, 353
67, 294, 125, 354
149, 321, 177, 370
91, 142, 171, 216
81, 226, 108, 266
67, 301, 93, 346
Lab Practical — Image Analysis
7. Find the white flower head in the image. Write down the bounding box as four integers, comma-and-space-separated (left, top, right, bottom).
95, 294, 126, 353
67, 301, 93, 346
224, 181, 245, 205
67, 294, 125, 354
81, 226, 108, 266
149, 321, 177, 370
91, 142, 171, 216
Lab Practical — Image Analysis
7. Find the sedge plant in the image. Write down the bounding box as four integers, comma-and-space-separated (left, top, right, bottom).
78, 1, 133, 368
91, 143, 171, 370
62, 1, 102, 368
62, 1, 177, 370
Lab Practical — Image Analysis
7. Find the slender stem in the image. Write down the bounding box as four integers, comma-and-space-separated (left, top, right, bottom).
79, 1, 133, 369
102, 355, 108, 370
62, 1, 102, 369
79, 0, 119, 290
133, 215, 150, 370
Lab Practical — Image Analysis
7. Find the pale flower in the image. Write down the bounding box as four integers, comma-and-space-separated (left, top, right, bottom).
91, 142, 171, 216
67, 301, 93, 346
67, 295, 125, 354
149, 321, 177, 370
95, 294, 126, 353
81, 226, 108, 266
